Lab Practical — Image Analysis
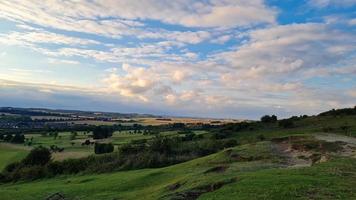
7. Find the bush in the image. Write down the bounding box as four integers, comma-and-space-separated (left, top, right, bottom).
92, 126, 114, 139
94, 143, 114, 154
22, 146, 51, 166
279, 119, 295, 128
11, 133, 25, 144
3, 134, 13, 142
261, 115, 277, 123
257, 134, 266, 141
212, 131, 232, 139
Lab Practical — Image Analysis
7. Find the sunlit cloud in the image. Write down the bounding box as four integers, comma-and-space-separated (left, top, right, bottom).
0, 0, 355, 118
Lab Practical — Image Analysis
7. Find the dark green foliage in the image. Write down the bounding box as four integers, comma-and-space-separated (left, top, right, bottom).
11, 133, 25, 144
256, 134, 266, 141
22, 146, 51, 166
212, 131, 232, 139
260, 115, 277, 123
50, 145, 64, 152
92, 126, 114, 139
318, 106, 356, 116
278, 119, 295, 128
94, 143, 114, 154
182, 132, 196, 141
0, 147, 51, 182
3, 134, 13, 142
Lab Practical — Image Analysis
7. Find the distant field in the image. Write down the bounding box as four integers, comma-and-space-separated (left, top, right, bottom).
53, 117, 240, 126
134, 117, 241, 125
60, 120, 119, 126
0, 130, 207, 167
31, 116, 72, 120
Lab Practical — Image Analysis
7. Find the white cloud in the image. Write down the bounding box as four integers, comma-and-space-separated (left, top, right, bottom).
0, 0, 276, 41
0, 29, 100, 47
309, 0, 356, 8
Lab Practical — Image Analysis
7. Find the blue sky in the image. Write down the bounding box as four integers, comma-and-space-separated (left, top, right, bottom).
0, 0, 355, 119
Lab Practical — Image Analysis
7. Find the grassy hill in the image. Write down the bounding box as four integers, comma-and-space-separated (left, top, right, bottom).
0, 108, 355, 200
0, 140, 355, 200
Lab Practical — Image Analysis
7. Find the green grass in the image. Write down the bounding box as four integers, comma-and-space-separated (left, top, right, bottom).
1, 114, 355, 199
0, 143, 28, 170
200, 158, 356, 200
0, 140, 355, 200
231, 115, 356, 144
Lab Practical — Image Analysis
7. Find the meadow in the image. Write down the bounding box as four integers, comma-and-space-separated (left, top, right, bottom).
0, 130, 208, 165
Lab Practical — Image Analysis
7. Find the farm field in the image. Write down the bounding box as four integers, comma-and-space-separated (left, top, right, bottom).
0, 130, 208, 166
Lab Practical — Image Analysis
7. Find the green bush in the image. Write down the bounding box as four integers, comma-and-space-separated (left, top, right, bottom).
94, 143, 114, 154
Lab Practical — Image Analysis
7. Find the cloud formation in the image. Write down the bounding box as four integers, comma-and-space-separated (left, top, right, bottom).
0, 1, 355, 118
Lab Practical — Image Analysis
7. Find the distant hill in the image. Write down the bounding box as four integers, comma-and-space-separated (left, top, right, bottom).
0, 107, 157, 119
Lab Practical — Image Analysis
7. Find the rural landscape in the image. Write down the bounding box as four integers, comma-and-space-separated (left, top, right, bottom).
0, 106, 355, 199
0, 0, 356, 199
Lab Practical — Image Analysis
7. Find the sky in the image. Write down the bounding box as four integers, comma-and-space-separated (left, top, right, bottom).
0, 0, 355, 119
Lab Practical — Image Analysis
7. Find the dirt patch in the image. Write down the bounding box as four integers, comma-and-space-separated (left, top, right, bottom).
45, 192, 66, 200
314, 133, 356, 158
271, 138, 313, 168
164, 178, 237, 200
271, 134, 356, 167
204, 165, 229, 174
51, 151, 91, 161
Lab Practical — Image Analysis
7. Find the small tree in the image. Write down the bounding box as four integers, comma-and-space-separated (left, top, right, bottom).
261, 115, 278, 123
70, 131, 77, 140
4, 134, 13, 142
92, 126, 114, 139
11, 133, 25, 144
340, 125, 351, 136
22, 146, 51, 166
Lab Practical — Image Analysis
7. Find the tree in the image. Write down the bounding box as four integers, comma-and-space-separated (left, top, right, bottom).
94, 143, 114, 154
92, 126, 114, 139
22, 146, 51, 166
11, 133, 25, 144
261, 115, 277, 123
53, 132, 59, 140
70, 131, 77, 140
4, 134, 13, 142
340, 125, 351, 136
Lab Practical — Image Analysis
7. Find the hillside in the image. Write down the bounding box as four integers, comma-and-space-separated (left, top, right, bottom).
0, 107, 355, 200
0, 137, 355, 200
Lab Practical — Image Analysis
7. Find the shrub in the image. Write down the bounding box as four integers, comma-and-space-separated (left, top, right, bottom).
92, 126, 114, 139
212, 131, 232, 140
257, 134, 266, 141
94, 143, 114, 154
3, 134, 13, 142
261, 115, 277, 123
22, 146, 51, 166
279, 119, 295, 128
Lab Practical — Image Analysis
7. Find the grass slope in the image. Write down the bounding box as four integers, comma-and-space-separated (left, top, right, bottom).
1, 141, 355, 200
0, 143, 28, 170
